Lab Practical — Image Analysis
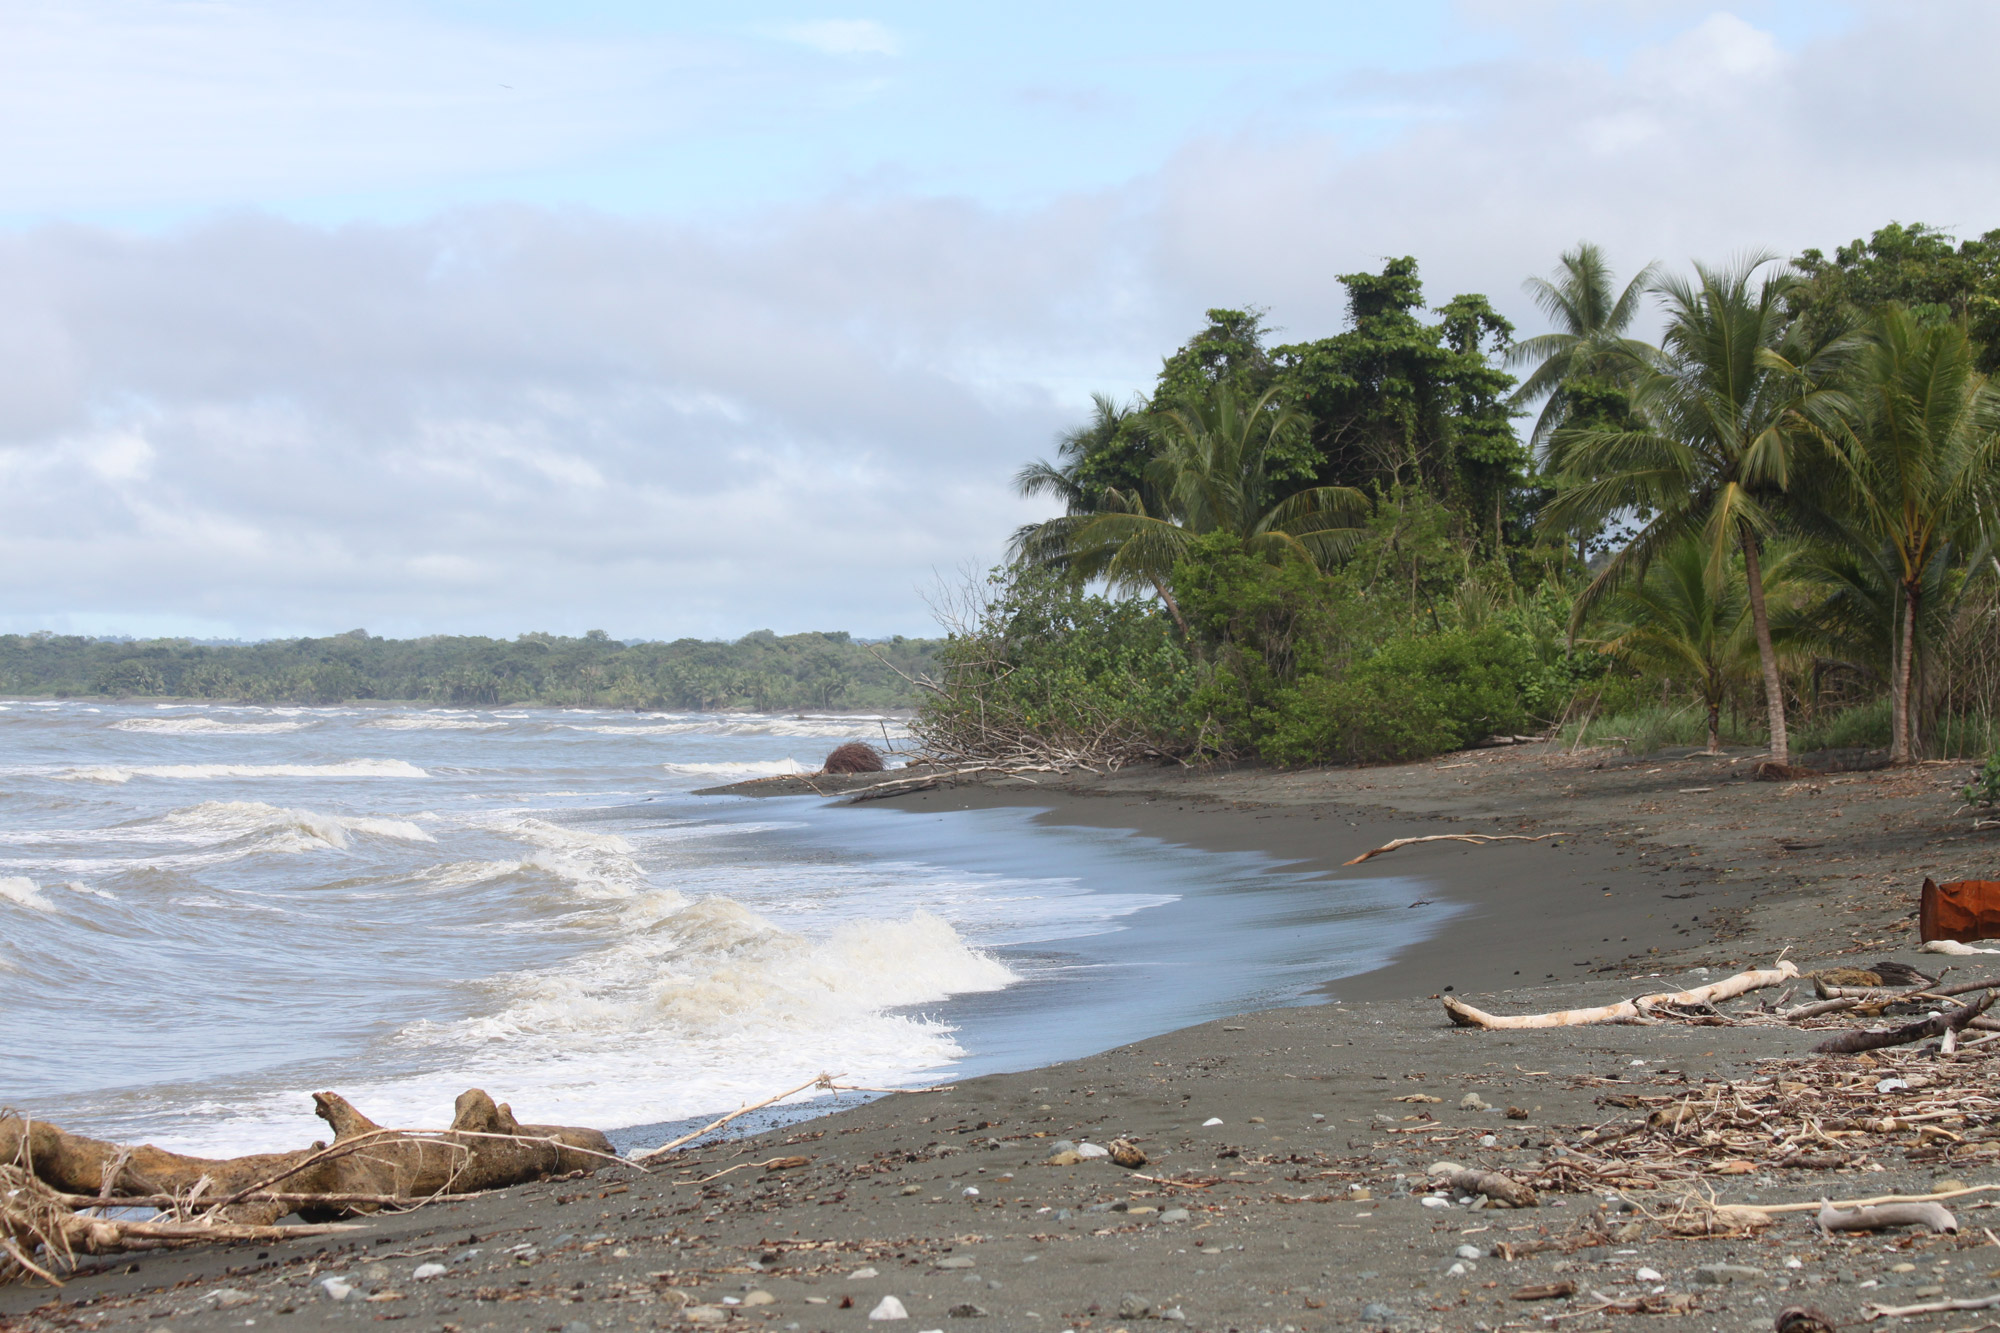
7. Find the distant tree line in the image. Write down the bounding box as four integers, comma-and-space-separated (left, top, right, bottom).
0, 628, 942, 711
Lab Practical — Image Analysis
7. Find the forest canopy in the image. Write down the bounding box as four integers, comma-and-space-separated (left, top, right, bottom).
923, 223, 2000, 772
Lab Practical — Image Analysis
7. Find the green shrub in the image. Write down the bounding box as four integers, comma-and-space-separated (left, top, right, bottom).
1253, 627, 1536, 765
1792, 699, 1891, 753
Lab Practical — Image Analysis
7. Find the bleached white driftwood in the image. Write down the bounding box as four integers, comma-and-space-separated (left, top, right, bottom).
1442, 961, 1799, 1029
1818, 1199, 1957, 1234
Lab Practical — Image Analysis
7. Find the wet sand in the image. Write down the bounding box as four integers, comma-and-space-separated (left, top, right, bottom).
6, 742, 1994, 1333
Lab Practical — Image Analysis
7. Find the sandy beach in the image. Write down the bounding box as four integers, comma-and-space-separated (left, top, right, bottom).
6, 741, 1995, 1333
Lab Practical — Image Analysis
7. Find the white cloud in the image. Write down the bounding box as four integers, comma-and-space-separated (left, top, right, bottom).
767, 19, 900, 57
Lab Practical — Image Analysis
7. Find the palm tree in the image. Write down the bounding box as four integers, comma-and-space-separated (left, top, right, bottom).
1012, 384, 1367, 630
1810, 306, 2000, 762
1013, 392, 1137, 516
1592, 538, 1796, 753
1545, 255, 1852, 764
1508, 242, 1661, 454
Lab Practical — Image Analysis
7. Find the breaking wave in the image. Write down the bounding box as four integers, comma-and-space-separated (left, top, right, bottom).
60, 760, 429, 784
0, 877, 56, 912
659, 759, 807, 779
363, 715, 504, 731
110, 717, 316, 736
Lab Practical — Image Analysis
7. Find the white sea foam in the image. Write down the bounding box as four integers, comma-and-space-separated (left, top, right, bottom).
60, 759, 429, 783
659, 759, 807, 779
0, 877, 56, 911
110, 717, 315, 735
572, 718, 904, 740
363, 715, 504, 731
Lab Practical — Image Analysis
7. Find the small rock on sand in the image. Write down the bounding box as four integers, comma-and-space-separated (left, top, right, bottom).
685, 1307, 727, 1325
1118, 1294, 1151, 1318
743, 1290, 776, 1306
936, 1257, 974, 1269
850, 1267, 880, 1280
1160, 1208, 1189, 1222
1461, 1093, 1490, 1110
412, 1263, 447, 1280
869, 1295, 910, 1321
209, 1289, 254, 1308
1075, 1142, 1109, 1159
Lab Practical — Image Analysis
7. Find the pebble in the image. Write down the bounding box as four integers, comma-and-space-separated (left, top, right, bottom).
1117, 1295, 1151, 1318
1890, 1263, 1917, 1274
850, 1267, 881, 1280
412, 1264, 447, 1280
1695, 1264, 1762, 1285
902, 1184, 923, 1194
1160, 1309, 1186, 1323
1361, 1302, 1397, 1321
1045, 1140, 1077, 1155
1460, 1094, 1490, 1111
743, 1291, 776, 1306
684, 1308, 726, 1325
1075, 1143, 1109, 1159
1446, 1261, 1470, 1277
1479, 1134, 1498, 1147
1053, 1208, 1072, 1220
1043, 1150, 1085, 1166
936, 1257, 975, 1269
318, 1277, 354, 1302
1203, 1117, 1224, 1127
1160, 1208, 1190, 1223
1454, 1245, 1483, 1260
962, 1187, 980, 1197
208, 1289, 254, 1308
1420, 1197, 1450, 1209
1427, 1160, 1464, 1176
1635, 1267, 1662, 1282
869, 1296, 910, 1321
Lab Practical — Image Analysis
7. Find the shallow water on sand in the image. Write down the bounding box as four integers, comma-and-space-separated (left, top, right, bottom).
0, 701, 1449, 1153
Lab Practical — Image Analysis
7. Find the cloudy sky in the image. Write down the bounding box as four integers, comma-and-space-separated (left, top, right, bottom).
0, 0, 1992, 640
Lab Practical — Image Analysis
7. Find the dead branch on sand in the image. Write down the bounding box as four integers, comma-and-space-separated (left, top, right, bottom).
1443, 961, 1799, 1029
1343, 832, 1571, 865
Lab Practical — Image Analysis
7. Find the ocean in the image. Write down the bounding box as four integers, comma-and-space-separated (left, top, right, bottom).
0, 701, 1452, 1156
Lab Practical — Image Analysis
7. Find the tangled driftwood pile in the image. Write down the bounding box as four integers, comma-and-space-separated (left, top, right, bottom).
1, 1088, 616, 1286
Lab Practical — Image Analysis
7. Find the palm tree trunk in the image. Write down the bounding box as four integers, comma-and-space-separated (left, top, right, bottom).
1891, 582, 1917, 764
1151, 577, 1190, 638
1740, 529, 1789, 764
1706, 699, 1721, 754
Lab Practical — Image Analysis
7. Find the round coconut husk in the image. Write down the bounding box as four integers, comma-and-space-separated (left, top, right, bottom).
823, 741, 886, 774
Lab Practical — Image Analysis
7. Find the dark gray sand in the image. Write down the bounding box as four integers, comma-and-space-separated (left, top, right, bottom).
7, 743, 1997, 1333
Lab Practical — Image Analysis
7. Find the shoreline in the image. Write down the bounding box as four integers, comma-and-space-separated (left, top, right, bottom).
6, 742, 1991, 1331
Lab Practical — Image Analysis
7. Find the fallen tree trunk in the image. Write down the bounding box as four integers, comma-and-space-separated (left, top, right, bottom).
1810, 990, 1995, 1055
1443, 961, 1799, 1029
2, 1089, 617, 1227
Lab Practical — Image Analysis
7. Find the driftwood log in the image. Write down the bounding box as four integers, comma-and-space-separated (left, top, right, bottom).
1443, 961, 1799, 1029
2, 1089, 615, 1227
1818, 1199, 1957, 1234
1431, 1166, 1537, 1208
1810, 990, 1996, 1055
1342, 832, 1569, 866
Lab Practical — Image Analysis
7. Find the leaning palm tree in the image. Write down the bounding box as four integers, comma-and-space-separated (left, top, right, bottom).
1592, 537, 1796, 754
1545, 255, 1853, 763
1808, 306, 2000, 762
1012, 384, 1367, 631
1508, 242, 1661, 455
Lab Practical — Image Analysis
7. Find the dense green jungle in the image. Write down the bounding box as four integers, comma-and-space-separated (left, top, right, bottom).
916, 222, 2000, 773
